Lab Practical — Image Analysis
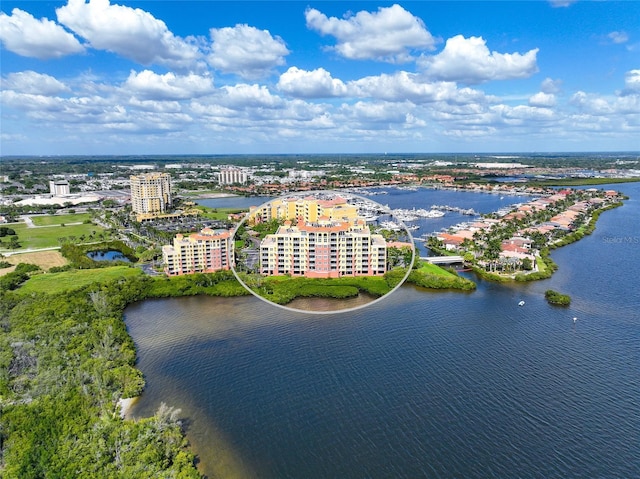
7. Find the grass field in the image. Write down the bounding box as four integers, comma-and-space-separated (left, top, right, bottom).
30, 213, 93, 226
17, 265, 143, 295
0, 251, 68, 276
414, 261, 458, 277
195, 205, 248, 220
0, 221, 106, 252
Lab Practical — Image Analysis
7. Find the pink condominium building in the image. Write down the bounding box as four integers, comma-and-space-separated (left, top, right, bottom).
260, 218, 387, 278
163, 228, 233, 276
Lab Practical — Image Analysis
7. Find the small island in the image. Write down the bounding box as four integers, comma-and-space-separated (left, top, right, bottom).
545, 289, 572, 306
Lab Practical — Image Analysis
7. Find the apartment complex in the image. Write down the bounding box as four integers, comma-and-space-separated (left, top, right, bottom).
130, 172, 172, 220
162, 228, 233, 276
217, 167, 248, 185
249, 196, 358, 225
260, 218, 387, 278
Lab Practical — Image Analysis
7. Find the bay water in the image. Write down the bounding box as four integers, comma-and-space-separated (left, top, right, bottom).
125, 183, 640, 478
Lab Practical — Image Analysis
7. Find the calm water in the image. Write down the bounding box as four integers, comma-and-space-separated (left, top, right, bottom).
87, 250, 131, 262
126, 183, 640, 479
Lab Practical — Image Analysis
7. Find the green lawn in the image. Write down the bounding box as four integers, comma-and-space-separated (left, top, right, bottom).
18, 265, 143, 294
414, 260, 458, 277
195, 205, 247, 220
535, 255, 548, 274
30, 213, 92, 226
0, 221, 106, 251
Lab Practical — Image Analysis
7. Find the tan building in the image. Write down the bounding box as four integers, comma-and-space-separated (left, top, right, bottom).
249, 196, 358, 225
260, 218, 386, 278
162, 228, 233, 276
130, 172, 172, 219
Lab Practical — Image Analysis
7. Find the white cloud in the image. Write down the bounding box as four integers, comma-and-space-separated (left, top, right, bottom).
220, 84, 284, 109
127, 97, 182, 113
1, 90, 66, 115
305, 4, 435, 63
615, 94, 640, 114
2, 71, 70, 95
570, 91, 640, 116
419, 35, 539, 84
623, 70, 640, 93
548, 0, 578, 8
208, 24, 289, 79
350, 71, 489, 105
529, 92, 557, 107
123, 70, 214, 100
56, 0, 200, 70
277, 67, 347, 98
344, 101, 409, 123
608, 31, 629, 44
0, 8, 84, 59
1, 86, 193, 135
570, 91, 613, 115
541, 78, 562, 94
496, 104, 556, 122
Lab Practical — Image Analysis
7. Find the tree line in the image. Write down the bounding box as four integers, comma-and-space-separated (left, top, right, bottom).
0, 274, 206, 477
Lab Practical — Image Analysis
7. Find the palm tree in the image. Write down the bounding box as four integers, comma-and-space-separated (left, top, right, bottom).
484, 238, 502, 272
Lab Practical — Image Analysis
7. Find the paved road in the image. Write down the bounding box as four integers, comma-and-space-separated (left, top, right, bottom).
20, 215, 35, 227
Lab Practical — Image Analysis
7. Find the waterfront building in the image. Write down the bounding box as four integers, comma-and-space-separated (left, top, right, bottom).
260, 218, 386, 278
162, 228, 233, 276
218, 168, 248, 185
249, 196, 358, 225
130, 172, 172, 220
49, 179, 70, 196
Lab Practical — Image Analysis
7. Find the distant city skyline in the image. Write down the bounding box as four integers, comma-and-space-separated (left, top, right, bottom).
1, 1, 639, 156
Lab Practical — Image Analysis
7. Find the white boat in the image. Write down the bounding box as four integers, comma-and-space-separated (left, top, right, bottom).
518, 300, 525, 306
379, 221, 402, 231
423, 209, 445, 218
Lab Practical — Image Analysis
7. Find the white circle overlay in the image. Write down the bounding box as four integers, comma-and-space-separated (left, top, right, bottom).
230, 190, 415, 315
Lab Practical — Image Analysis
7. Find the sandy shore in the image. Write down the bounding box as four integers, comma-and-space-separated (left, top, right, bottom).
117, 397, 139, 419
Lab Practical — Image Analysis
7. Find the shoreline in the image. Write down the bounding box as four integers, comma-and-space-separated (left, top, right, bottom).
117, 396, 139, 419
191, 192, 239, 199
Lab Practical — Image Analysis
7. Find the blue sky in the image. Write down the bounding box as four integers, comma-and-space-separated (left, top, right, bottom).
1, 1, 639, 156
